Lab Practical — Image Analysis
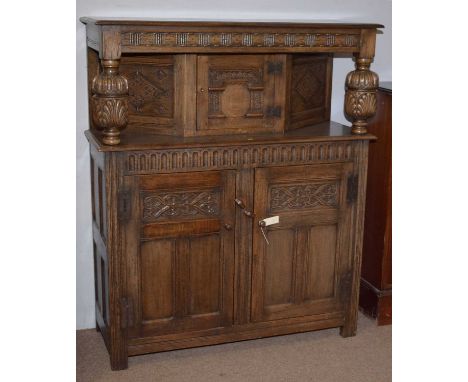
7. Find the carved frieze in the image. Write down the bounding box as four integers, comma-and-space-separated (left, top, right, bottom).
208, 68, 263, 88
125, 142, 354, 175
142, 190, 220, 221
121, 32, 360, 49
270, 182, 338, 212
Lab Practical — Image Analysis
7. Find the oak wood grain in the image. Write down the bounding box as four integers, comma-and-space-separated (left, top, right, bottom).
82, 18, 378, 370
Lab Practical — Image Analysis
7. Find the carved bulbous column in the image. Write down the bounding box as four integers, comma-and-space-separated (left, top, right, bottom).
344, 58, 379, 134
91, 59, 129, 145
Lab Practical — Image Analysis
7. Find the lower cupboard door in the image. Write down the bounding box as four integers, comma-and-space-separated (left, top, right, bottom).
123, 170, 236, 338
251, 163, 354, 323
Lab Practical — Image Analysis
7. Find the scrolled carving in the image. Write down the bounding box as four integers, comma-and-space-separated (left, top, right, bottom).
91, 59, 129, 145
344, 58, 379, 135
142, 191, 220, 221
208, 69, 263, 88
270, 182, 338, 212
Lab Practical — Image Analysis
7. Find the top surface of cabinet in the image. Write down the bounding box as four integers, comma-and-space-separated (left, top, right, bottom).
81, 17, 383, 28
86, 121, 375, 152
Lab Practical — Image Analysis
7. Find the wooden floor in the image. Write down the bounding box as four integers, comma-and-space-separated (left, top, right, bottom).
76, 313, 391, 381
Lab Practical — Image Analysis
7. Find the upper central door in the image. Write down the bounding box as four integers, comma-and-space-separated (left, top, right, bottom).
196, 54, 286, 135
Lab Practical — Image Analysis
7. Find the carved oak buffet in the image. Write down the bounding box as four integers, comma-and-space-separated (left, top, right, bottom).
81, 17, 382, 370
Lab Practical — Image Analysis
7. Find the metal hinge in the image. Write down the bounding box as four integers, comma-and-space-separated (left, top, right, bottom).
267, 61, 283, 74
120, 297, 134, 329
118, 190, 131, 221
346, 174, 359, 204
266, 106, 282, 118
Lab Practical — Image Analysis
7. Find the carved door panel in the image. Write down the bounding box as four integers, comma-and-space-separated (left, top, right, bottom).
123, 170, 236, 338
251, 163, 354, 322
197, 55, 286, 135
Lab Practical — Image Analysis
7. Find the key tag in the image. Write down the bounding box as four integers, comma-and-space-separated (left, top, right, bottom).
258, 216, 280, 245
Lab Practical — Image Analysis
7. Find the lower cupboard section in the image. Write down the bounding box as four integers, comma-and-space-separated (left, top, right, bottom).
127, 312, 344, 356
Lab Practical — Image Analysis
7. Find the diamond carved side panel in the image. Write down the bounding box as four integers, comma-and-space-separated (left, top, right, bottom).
269, 182, 338, 212
142, 190, 220, 222
291, 58, 327, 113
120, 57, 174, 119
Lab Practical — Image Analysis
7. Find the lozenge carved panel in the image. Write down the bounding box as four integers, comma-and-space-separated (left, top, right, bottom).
291, 57, 328, 113
287, 55, 332, 130
120, 56, 174, 119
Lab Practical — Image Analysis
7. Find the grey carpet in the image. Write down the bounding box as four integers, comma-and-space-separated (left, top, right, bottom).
77, 313, 391, 381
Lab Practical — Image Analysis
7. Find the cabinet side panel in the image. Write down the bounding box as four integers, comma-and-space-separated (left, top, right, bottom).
90, 145, 110, 349
286, 54, 332, 130
87, 47, 100, 130
120, 55, 178, 135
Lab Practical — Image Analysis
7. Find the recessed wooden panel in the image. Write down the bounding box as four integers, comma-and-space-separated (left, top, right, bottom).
264, 229, 295, 306
124, 169, 236, 338
120, 55, 174, 126
93, 242, 102, 314
197, 54, 286, 135
252, 163, 353, 323
141, 239, 175, 321
188, 235, 221, 315
286, 54, 332, 130
304, 225, 337, 300
119, 54, 197, 136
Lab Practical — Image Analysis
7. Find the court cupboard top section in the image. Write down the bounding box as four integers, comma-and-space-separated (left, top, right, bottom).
81, 18, 383, 145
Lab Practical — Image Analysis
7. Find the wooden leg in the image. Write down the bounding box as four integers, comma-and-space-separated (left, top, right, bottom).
110, 351, 128, 371
95, 320, 100, 332
340, 317, 358, 338
109, 324, 128, 370
344, 58, 379, 135
91, 59, 129, 145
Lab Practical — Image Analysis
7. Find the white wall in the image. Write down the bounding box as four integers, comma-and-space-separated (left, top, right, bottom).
76, 0, 392, 329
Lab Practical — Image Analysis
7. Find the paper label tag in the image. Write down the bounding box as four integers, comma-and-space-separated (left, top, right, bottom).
261, 216, 279, 226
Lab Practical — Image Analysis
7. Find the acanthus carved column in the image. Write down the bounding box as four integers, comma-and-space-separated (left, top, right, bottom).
91, 59, 129, 145
344, 58, 379, 135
